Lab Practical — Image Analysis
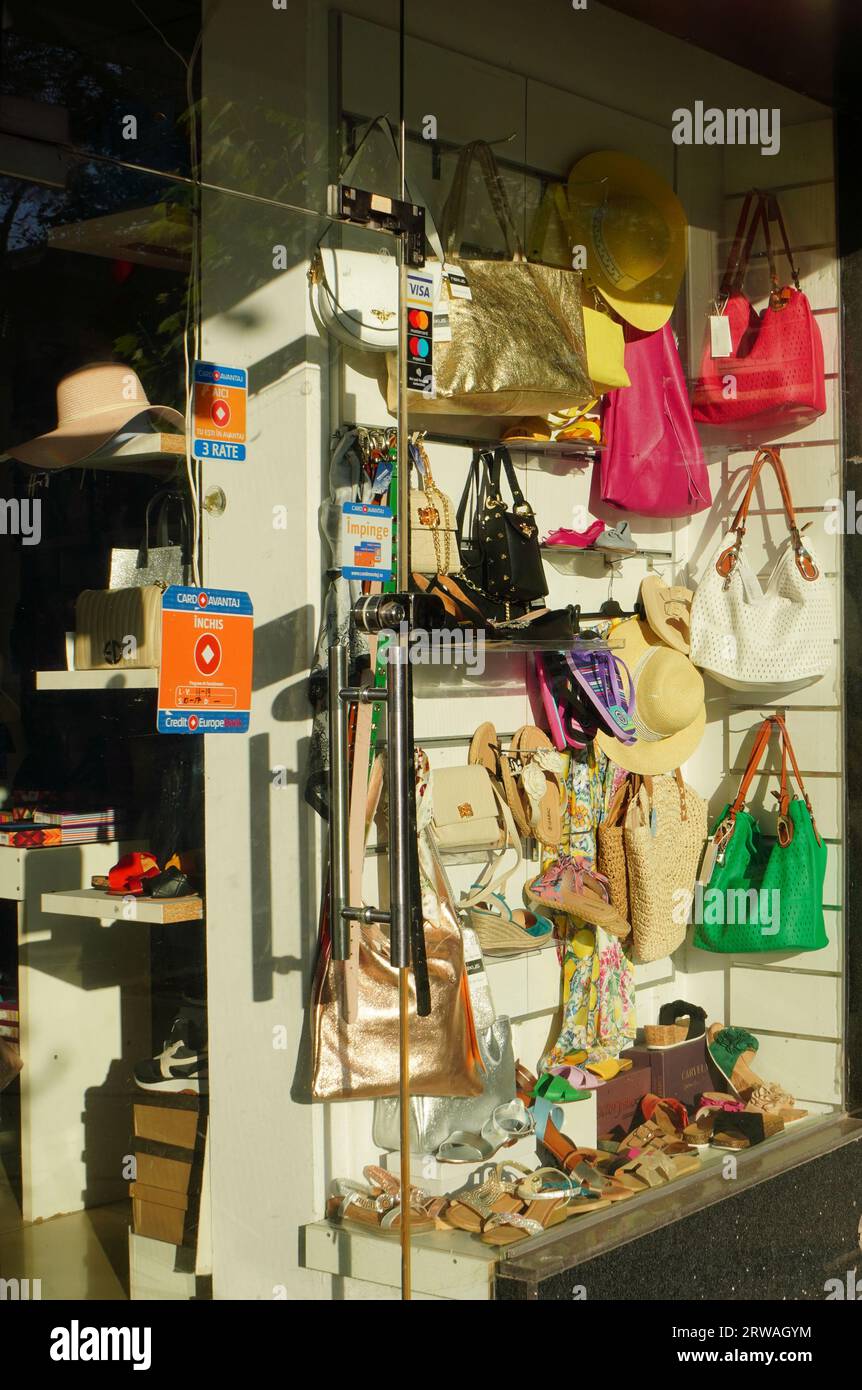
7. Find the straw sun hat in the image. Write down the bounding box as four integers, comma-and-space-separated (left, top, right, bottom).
595, 617, 705, 775
565, 151, 687, 332
4, 362, 184, 471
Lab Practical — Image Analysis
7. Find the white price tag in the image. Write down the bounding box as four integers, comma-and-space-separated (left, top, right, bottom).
710, 314, 733, 358
444, 262, 472, 300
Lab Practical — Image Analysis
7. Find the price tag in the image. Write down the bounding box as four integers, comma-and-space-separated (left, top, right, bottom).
710, 314, 733, 358
444, 262, 472, 301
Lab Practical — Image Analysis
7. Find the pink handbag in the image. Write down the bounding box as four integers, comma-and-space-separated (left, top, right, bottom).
691, 191, 826, 430
597, 323, 711, 518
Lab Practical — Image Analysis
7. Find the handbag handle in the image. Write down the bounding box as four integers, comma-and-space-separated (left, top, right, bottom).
141, 488, 193, 571
715, 447, 819, 586
723, 716, 820, 850
458, 780, 524, 908
719, 190, 801, 303
440, 140, 525, 262
487, 447, 535, 517
455, 450, 489, 552
718, 189, 761, 301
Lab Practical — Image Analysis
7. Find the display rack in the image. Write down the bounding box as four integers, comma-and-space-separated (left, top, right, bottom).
41, 888, 204, 925
36, 669, 159, 690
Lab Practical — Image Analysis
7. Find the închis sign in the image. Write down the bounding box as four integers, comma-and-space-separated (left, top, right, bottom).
157, 587, 253, 733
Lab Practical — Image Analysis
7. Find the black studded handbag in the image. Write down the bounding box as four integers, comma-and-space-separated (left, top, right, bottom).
456, 446, 547, 606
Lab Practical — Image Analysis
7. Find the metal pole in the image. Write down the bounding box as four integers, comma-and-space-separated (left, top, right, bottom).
396, 0, 412, 1304
327, 643, 351, 961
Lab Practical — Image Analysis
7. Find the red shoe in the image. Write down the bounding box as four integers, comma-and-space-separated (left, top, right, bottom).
107, 851, 160, 895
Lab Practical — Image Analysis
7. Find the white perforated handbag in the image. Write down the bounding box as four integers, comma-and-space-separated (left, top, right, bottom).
689, 448, 833, 692
309, 115, 445, 352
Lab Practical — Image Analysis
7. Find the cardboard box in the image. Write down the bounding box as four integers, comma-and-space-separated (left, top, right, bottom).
628, 1036, 722, 1113
130, 1182, 188, 1246
596, 1052, 652, 1138
134, 1151, 194, 1196
133, 1102, 199, 1150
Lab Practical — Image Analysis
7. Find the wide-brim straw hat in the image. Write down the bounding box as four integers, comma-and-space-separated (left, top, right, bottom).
565, 151, 687, 332
596, 617, 705, 774
639, 574, 693, 654
4, 362, 184, 470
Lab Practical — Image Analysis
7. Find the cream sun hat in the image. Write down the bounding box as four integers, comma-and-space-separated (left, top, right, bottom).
4, 362, 184, 471
596, 617, 705, 774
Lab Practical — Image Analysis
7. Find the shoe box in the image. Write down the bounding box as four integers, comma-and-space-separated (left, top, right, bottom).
130, 1093, 206, 1247
595, 1051, 653, 1138
627, 1035, 723, 1114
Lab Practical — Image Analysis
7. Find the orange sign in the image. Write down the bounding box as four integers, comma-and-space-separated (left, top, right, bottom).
157, 587, 253, 734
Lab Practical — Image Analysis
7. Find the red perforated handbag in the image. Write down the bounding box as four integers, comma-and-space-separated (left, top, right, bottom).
692, 191, 826, 430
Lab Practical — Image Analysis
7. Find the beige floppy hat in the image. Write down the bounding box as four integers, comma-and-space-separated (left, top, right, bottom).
4, 362, 185, 471
638, 574, 693, 654
565, 151, 687, 332
596, 618, 705, 774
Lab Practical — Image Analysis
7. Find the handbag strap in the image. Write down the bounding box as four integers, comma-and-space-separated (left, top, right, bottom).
719, 189, 761, 300
716, 447, 819, 585
440, 140, 525, 262
142, 488, 193, 569
455, 450, 488, 550
773, 714, 821, 844
729, 717, 777, 816
487, 447, 535, 518
458, 780, 523, 908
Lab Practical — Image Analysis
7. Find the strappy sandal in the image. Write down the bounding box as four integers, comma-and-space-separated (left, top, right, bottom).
439, 1162, 533, 1235
525, 855, 630, 937
326, 1173, 438, 1237
480, 1167, 610, 1247
508, 725, 565, 844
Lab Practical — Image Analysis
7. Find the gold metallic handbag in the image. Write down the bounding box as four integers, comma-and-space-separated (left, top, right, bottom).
527, 183, 630, 396
74, 584, 163, 670
386, 142, 592, 416
310, 805, 484, 1101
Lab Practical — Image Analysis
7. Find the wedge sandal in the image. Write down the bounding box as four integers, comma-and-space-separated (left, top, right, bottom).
525, 855, 630, 937
643, 1000, 708, 1050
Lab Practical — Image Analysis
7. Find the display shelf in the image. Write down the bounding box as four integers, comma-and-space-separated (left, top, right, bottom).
302, 1219, 497, 1300
80, 432, 185, 471
41, 888, 203, 924
36, 669, 159, 690
541, 544, 672, 560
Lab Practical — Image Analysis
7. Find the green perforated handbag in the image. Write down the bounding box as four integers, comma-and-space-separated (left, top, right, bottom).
693, 715, 827, 954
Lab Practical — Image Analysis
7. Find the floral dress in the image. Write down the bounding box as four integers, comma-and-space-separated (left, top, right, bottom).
540, 744, 636, 1068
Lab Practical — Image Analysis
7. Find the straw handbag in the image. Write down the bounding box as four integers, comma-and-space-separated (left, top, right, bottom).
599, 771, 706, 963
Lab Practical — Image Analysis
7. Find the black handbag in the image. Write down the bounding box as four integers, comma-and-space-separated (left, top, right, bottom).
456, 447, 547, 606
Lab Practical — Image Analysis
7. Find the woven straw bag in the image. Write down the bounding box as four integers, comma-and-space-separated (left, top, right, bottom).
597, 780, 634, 924
615, 771, 707, 964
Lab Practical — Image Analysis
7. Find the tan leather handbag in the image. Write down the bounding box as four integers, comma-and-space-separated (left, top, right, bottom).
74, 584, 163, 669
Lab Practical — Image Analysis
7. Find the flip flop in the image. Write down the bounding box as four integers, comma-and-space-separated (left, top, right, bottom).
565, 648, 636, 744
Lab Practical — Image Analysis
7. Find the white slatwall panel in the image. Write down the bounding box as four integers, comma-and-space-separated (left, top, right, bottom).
339, 45, 841, 1170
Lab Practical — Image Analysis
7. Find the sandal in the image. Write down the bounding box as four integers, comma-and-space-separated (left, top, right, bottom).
326, 1173, 438, 1237
525, 855, 630, 937
465, 889, 553, 954
440, 1162, 533, 1235
745, 1082, 808, 1124
711, 1110, 785, 1150
534, 653, 596, 752
508, 725, 565, 844
480, 1167, 609, 1247
643, 1000, 708, 1049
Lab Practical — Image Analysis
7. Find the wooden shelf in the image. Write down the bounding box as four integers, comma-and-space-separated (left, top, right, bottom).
541, 544, 671, 560
41, 888, 203, 924
36, 669, 159, 691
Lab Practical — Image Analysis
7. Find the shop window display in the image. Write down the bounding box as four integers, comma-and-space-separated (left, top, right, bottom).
0, 0, 858, 1317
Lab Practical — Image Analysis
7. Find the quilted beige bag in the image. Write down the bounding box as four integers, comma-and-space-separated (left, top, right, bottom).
74, 584, 163, 669
600, 771, 707, 963
409, 442, 460, 576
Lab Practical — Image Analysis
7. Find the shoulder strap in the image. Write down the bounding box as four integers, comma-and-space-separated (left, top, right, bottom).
458, 781, 523, 908
440, 140, 524, 261
718, 190, 764, 300
772, 715, 821, 843
455, 450, 489, 546
763, 194, 801, 292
